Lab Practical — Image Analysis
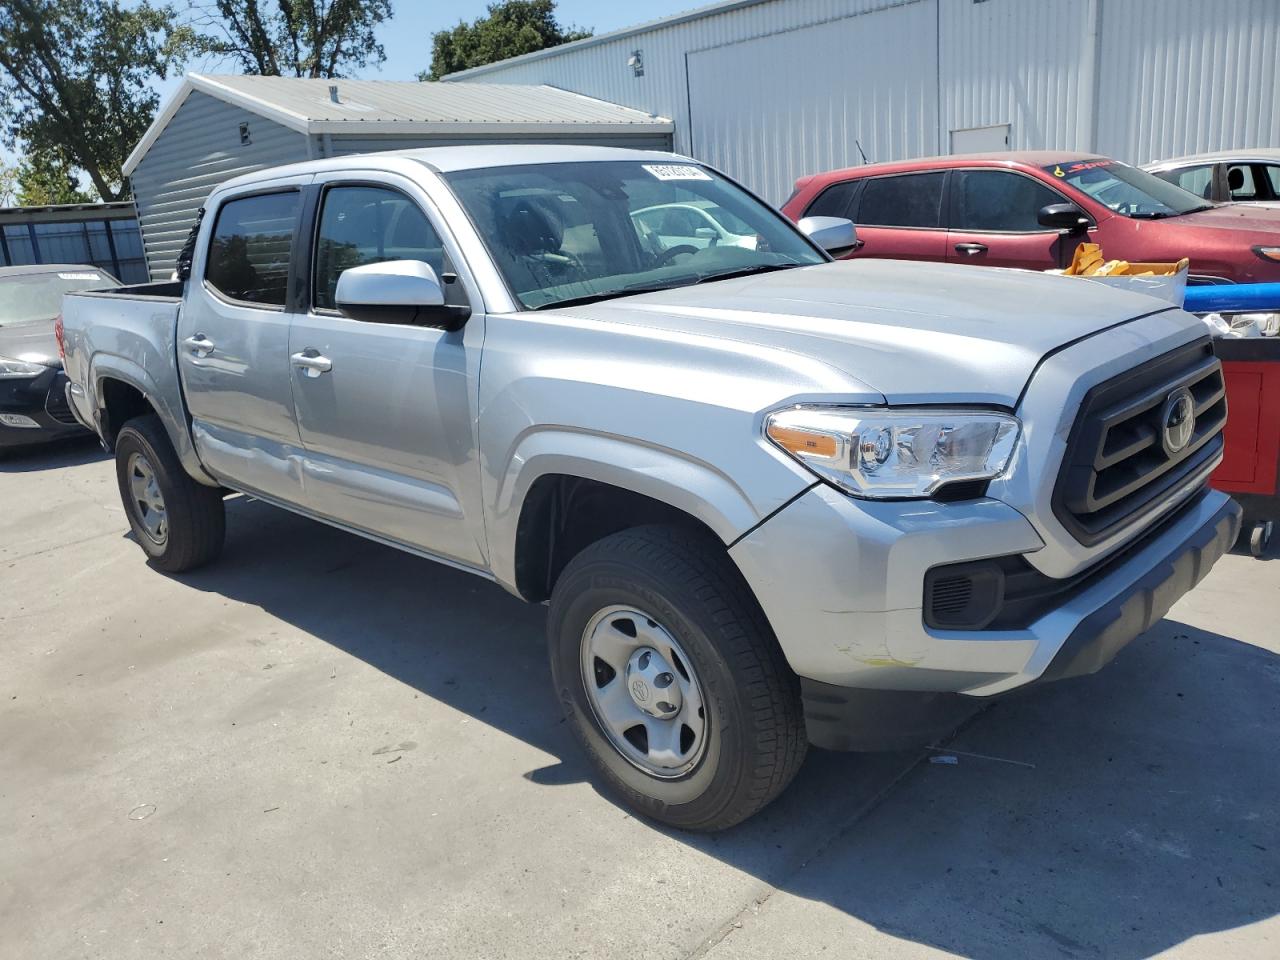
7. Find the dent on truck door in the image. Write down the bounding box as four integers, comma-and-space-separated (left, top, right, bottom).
177, 187, 308, 503
288, 182, 486, 568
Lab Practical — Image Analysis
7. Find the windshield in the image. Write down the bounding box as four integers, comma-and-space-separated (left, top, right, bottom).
443, 161, 826, 310
0, 270, 116, 326
1044, 158, 1211, 219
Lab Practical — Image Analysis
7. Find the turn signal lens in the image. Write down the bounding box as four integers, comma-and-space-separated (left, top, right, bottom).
763, 423, 842, 460
1253, 246, 1280, 263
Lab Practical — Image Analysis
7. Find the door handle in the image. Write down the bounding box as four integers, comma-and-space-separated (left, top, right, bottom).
291, 350, 333, 378
183, 334, 215, 358
954, 242, 988, 256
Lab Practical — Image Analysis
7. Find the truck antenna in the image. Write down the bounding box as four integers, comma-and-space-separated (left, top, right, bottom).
855, 140, 871, 165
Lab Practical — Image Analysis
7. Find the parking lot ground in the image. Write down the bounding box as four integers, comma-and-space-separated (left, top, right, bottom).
2, 441, 1278, 960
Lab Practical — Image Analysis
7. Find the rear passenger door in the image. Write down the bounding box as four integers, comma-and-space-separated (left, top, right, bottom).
945, 169, 1079, 270
178, 180, 309, 504
845, 172, 948, 262
287, 176, 487, 568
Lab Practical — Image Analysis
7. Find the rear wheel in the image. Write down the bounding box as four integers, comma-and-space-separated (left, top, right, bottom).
115, 414, 224, 572
547, 525, 807, 831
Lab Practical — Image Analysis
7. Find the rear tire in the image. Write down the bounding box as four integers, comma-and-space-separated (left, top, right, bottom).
547, 524, 807, 831
115, 414, 224, 572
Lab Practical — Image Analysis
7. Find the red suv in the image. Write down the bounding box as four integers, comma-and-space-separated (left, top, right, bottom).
782, 151, 1280, 284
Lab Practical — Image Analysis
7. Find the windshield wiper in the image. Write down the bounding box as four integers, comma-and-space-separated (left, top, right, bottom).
530, 280, 698, 311
691, 262, 804, 285
1128, 210, 1177, 220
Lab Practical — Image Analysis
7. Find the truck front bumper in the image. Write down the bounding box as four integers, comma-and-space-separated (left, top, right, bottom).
729, 484, 1240, 750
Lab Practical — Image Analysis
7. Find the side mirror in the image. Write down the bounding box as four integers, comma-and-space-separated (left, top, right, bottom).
798, 216, 861, 256
694, 226, 717, 240
334, 259, 466, 329
1037, 202, 1089, 234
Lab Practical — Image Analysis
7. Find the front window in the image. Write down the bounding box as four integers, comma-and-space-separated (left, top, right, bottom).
443, 161, 826, 310
0, 270, 115, 326
1044, 158, 1210, 219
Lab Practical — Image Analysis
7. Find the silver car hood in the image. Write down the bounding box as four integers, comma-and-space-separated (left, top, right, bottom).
569, 259, 1176, 406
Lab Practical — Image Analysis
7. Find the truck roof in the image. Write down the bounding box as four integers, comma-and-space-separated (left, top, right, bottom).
215, 144, 695, 194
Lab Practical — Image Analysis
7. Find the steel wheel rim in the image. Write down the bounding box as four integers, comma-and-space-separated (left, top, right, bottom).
580, 604, 709, 779
127, 451, 168, 546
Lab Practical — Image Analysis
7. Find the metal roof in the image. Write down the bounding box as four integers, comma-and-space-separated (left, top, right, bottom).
123, 73, 673, 176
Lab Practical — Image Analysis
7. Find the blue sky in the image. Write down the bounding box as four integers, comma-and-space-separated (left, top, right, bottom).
4, 0, 704, 173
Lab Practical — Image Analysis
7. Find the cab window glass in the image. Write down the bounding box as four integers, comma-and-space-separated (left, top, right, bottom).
314, 186, 446, 310
951, 170, 1064, 231
205, 191, 299, 306
804, 180, 858, 219
1172, 165, 1214, 199
1227, 165, 1259, 200
1264, 165, 1280, 196
855, 173, 944, 228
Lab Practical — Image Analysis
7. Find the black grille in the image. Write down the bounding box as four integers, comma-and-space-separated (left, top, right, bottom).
1053, 339, 1226, 546
43, 371, 80, 425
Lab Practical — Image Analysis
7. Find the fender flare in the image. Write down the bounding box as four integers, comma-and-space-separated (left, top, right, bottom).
488, 426, 784, 590
91, 354, 217, 486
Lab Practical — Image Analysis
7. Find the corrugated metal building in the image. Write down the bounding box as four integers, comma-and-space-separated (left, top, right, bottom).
123, 74, 674, 278
443, 0, 1280, 205
0, 201, 148, 283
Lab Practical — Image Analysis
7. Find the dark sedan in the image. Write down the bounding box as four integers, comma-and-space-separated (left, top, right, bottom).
0, 264, 120, 452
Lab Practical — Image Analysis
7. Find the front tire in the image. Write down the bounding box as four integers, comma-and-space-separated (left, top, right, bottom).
115, 414, 225, 572
547, 525, 807, 831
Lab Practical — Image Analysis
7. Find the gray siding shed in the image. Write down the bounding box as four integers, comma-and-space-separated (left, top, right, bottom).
123, 74, 675, 279
129, 91, 308, 279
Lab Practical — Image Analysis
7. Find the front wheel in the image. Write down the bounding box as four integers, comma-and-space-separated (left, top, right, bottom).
114, 414, 225, 572
547, 525, 807, 831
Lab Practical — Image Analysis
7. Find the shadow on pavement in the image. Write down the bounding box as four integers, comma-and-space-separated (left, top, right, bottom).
0, 435, 105, 472
174, 496, 1279, 959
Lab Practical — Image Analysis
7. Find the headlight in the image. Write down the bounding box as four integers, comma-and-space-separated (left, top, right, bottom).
0, 356, 48, 379
765, 406, 1020, 499
1253, 246, 1280, 263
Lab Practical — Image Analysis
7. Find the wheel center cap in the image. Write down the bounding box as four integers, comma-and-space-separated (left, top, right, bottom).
624, 647, 682, 719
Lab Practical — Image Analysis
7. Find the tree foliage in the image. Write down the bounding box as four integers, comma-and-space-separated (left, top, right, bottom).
16, 150, 97, 205
189, 0, 393, 78
421, 0, 591, 81
0, 0, 194, 202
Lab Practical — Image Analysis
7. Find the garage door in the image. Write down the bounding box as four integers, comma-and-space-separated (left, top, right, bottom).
687, 0, 939, 205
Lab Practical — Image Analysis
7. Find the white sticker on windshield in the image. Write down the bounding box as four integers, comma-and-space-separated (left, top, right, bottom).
57, 272, 101, 280
642, 164, 712, 182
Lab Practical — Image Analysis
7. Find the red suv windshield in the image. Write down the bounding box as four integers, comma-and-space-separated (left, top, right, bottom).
1043, 158, 1211, 219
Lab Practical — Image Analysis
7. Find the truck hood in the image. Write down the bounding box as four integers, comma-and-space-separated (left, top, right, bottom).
567, 260, 1174, 406
0, 319, 60, 367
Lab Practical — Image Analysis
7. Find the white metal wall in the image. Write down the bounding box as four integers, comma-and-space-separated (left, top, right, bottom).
450, 0, 1280, 198
938, 0, 1095, 155
688, 1, 938, 203
1096, 0, 1280, 163
445, 0, 922, 159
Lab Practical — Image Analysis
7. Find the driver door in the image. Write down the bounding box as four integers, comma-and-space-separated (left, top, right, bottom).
288, 175, 487, 568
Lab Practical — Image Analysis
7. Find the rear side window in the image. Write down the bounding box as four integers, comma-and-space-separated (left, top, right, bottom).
313, 185, 446, 311
950, 170, 1065, 231
1166, 164, 1214, 199
205, 191, 300, 307
1227, 164, 1260, 200
804, 180, 859, 219
1264, 165, 1280, 197
855, 173, 945, 228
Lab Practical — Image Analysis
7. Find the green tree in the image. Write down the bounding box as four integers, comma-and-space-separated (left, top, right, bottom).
188, 0, 393, 77
0, 163, 19, 207
16, 150, 97, 206
0, 0, 194, 202
421, 0, 591, 81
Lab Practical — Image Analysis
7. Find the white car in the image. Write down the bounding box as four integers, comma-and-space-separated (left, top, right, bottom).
631, 200, 758, 252
1143, 149, 1280, 209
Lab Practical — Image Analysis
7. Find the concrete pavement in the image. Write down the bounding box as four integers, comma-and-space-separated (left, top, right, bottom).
2, 439, 1277, 959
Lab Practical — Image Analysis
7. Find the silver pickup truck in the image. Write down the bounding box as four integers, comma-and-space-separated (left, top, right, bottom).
62, 146, 1240, 830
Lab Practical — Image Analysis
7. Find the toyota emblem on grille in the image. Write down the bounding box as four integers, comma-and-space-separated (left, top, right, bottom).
1161, 387, 1196, 456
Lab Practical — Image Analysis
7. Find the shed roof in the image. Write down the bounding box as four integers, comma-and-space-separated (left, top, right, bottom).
123, 73, 673, 176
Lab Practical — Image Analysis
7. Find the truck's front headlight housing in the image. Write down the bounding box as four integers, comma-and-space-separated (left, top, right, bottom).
765, 406, 1020, 499
0, 355, 48, 379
